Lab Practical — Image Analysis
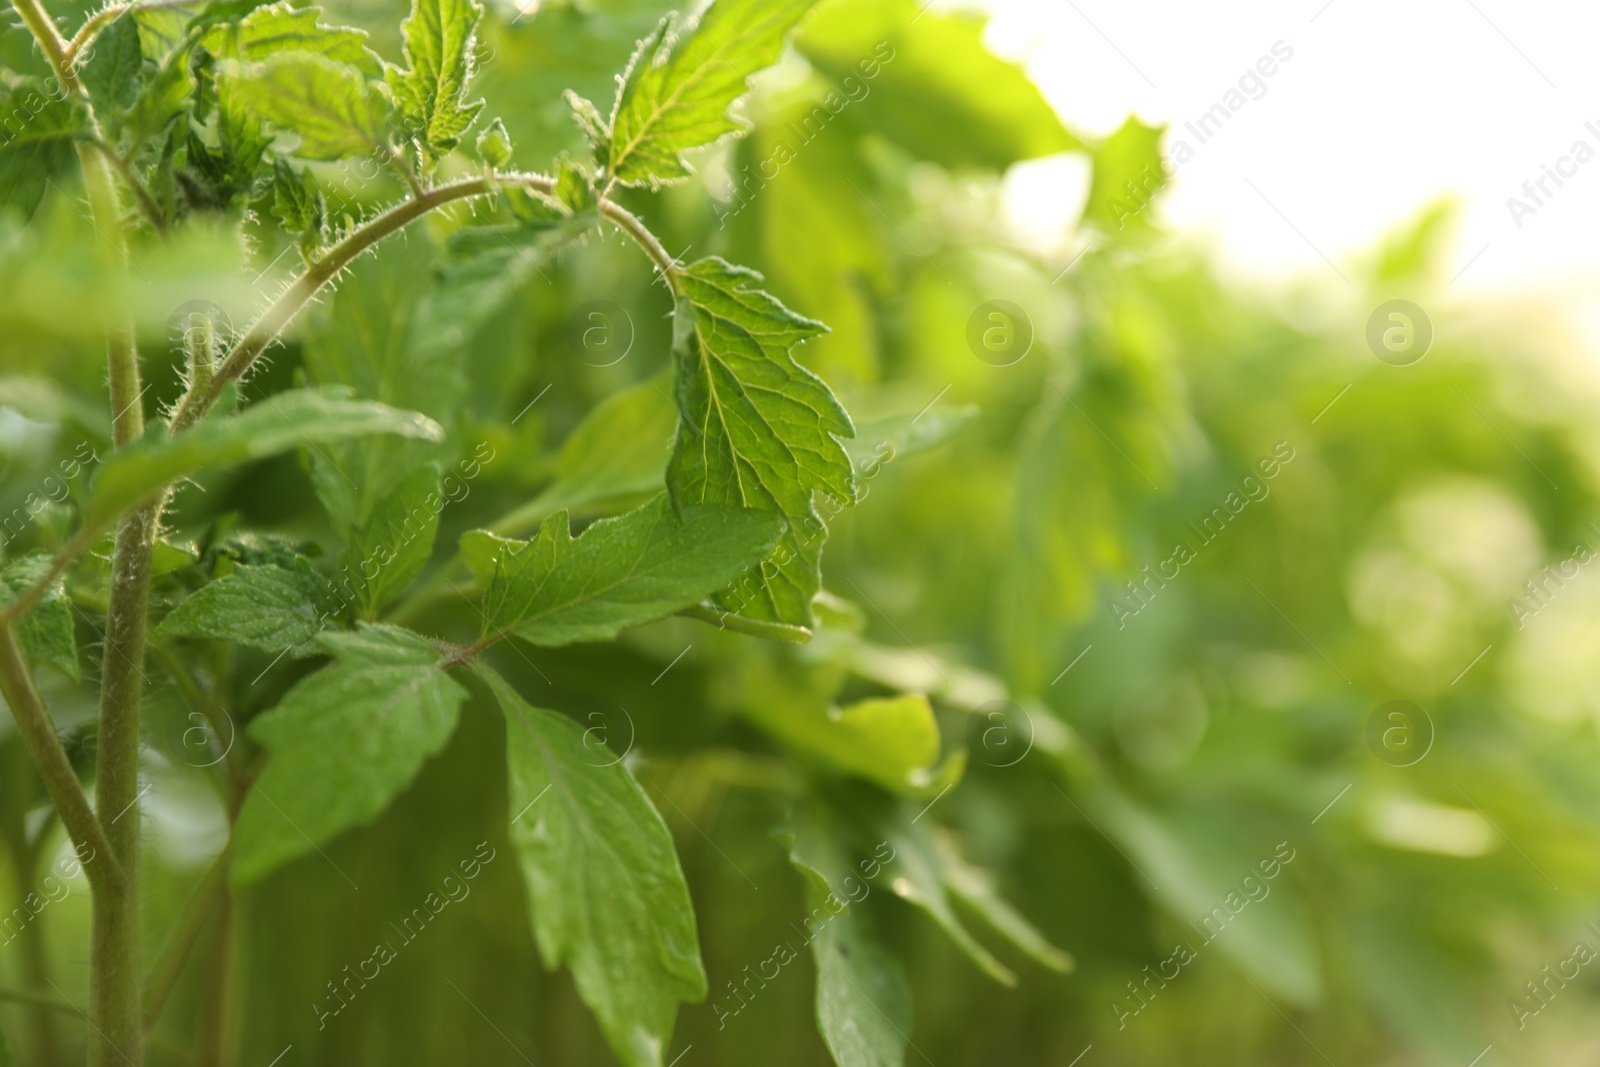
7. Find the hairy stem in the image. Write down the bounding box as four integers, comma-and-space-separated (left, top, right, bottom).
65, 0, 202, 67
0, 622, 120, 895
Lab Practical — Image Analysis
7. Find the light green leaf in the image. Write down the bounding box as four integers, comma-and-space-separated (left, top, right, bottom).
225, 52, 391, 161
473, 493, 785, 645
554, 152, 596, 213
0, 78, 88, 220
207, 2, 383, 76
0, 552, 77, 681
846, 405, 977, 469
668, 256, 854, 627
780, 800, 911, 1067
475, 116, 512, 167
746, 692, 964, 797
338, 464, 442, 616
156, 561, 342, 657
480, 664, 705, 1067
386, 0, 485, 156
231, 624, 466, 886
932, 829, 1072, 973
606, 0, 818, 187
87, 387, 442, 527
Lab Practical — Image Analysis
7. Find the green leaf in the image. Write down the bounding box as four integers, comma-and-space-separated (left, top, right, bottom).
480, 664, 705, 1067
0, 552, 78, 681
745, 692, 964, 797
386, 0, 485, 157
337, 464, 441, 616
667, 256, 854, 627
796, 0, 1080, 170
231, 624, 466, 886
932, 829, 1072, 973
87, 387, 442, 527
0, 78, 88, 220
156, 560, 342, 657
224, 53, 391, 161
474, 115, 511, 167
780, 800, 912, 1067
554, 152, 596, 213
473, 493, 785, 645
207, 1, 383, 76
1082, 116, 1168, 234
606, 0, 818, 187
81, 15, 144, 113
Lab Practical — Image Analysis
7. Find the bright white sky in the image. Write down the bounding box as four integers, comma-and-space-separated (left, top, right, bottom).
980, 0, 1600, 329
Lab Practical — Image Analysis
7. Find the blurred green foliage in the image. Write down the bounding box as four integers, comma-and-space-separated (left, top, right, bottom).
3, 0, 1599, 1065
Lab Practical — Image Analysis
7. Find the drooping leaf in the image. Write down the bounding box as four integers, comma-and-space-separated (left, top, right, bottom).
386, 0, 485, 157
667, 256, 854, 627
932, 829, 1073, 973
0, 551, 78, 680
155, 560, 342, 657
605, 0, 818, 187
87, 387, 442, 527
480, 664, 705, 1067
471, 492, 785, 645
231, 624, 466, 885
780, 800, 912, 1067
0, 78, 88, 220
224, 52, 391, 161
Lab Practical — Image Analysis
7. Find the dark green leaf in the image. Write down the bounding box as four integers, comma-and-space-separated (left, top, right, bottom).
480, 664, 705, 1067
270, 156, 323, 239
0, 551, 77, 680
231, 624, 466, 885
606, 0, 817, 187
87, 387, 442, 526
337, 464, 442, 616
472, 492, 785, 645
0, 78, 88, 220
155, 560, 342, 657
225, 52, 390, 161
667, 256, 854, 627
933, 829, 1072, 973
386, 0, 485, 157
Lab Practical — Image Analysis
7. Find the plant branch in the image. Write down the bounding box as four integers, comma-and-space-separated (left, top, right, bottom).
0, 987, 80, 1016
10, 0, 74, 89
85, 140, 167, 234
0, 621, 121, 895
